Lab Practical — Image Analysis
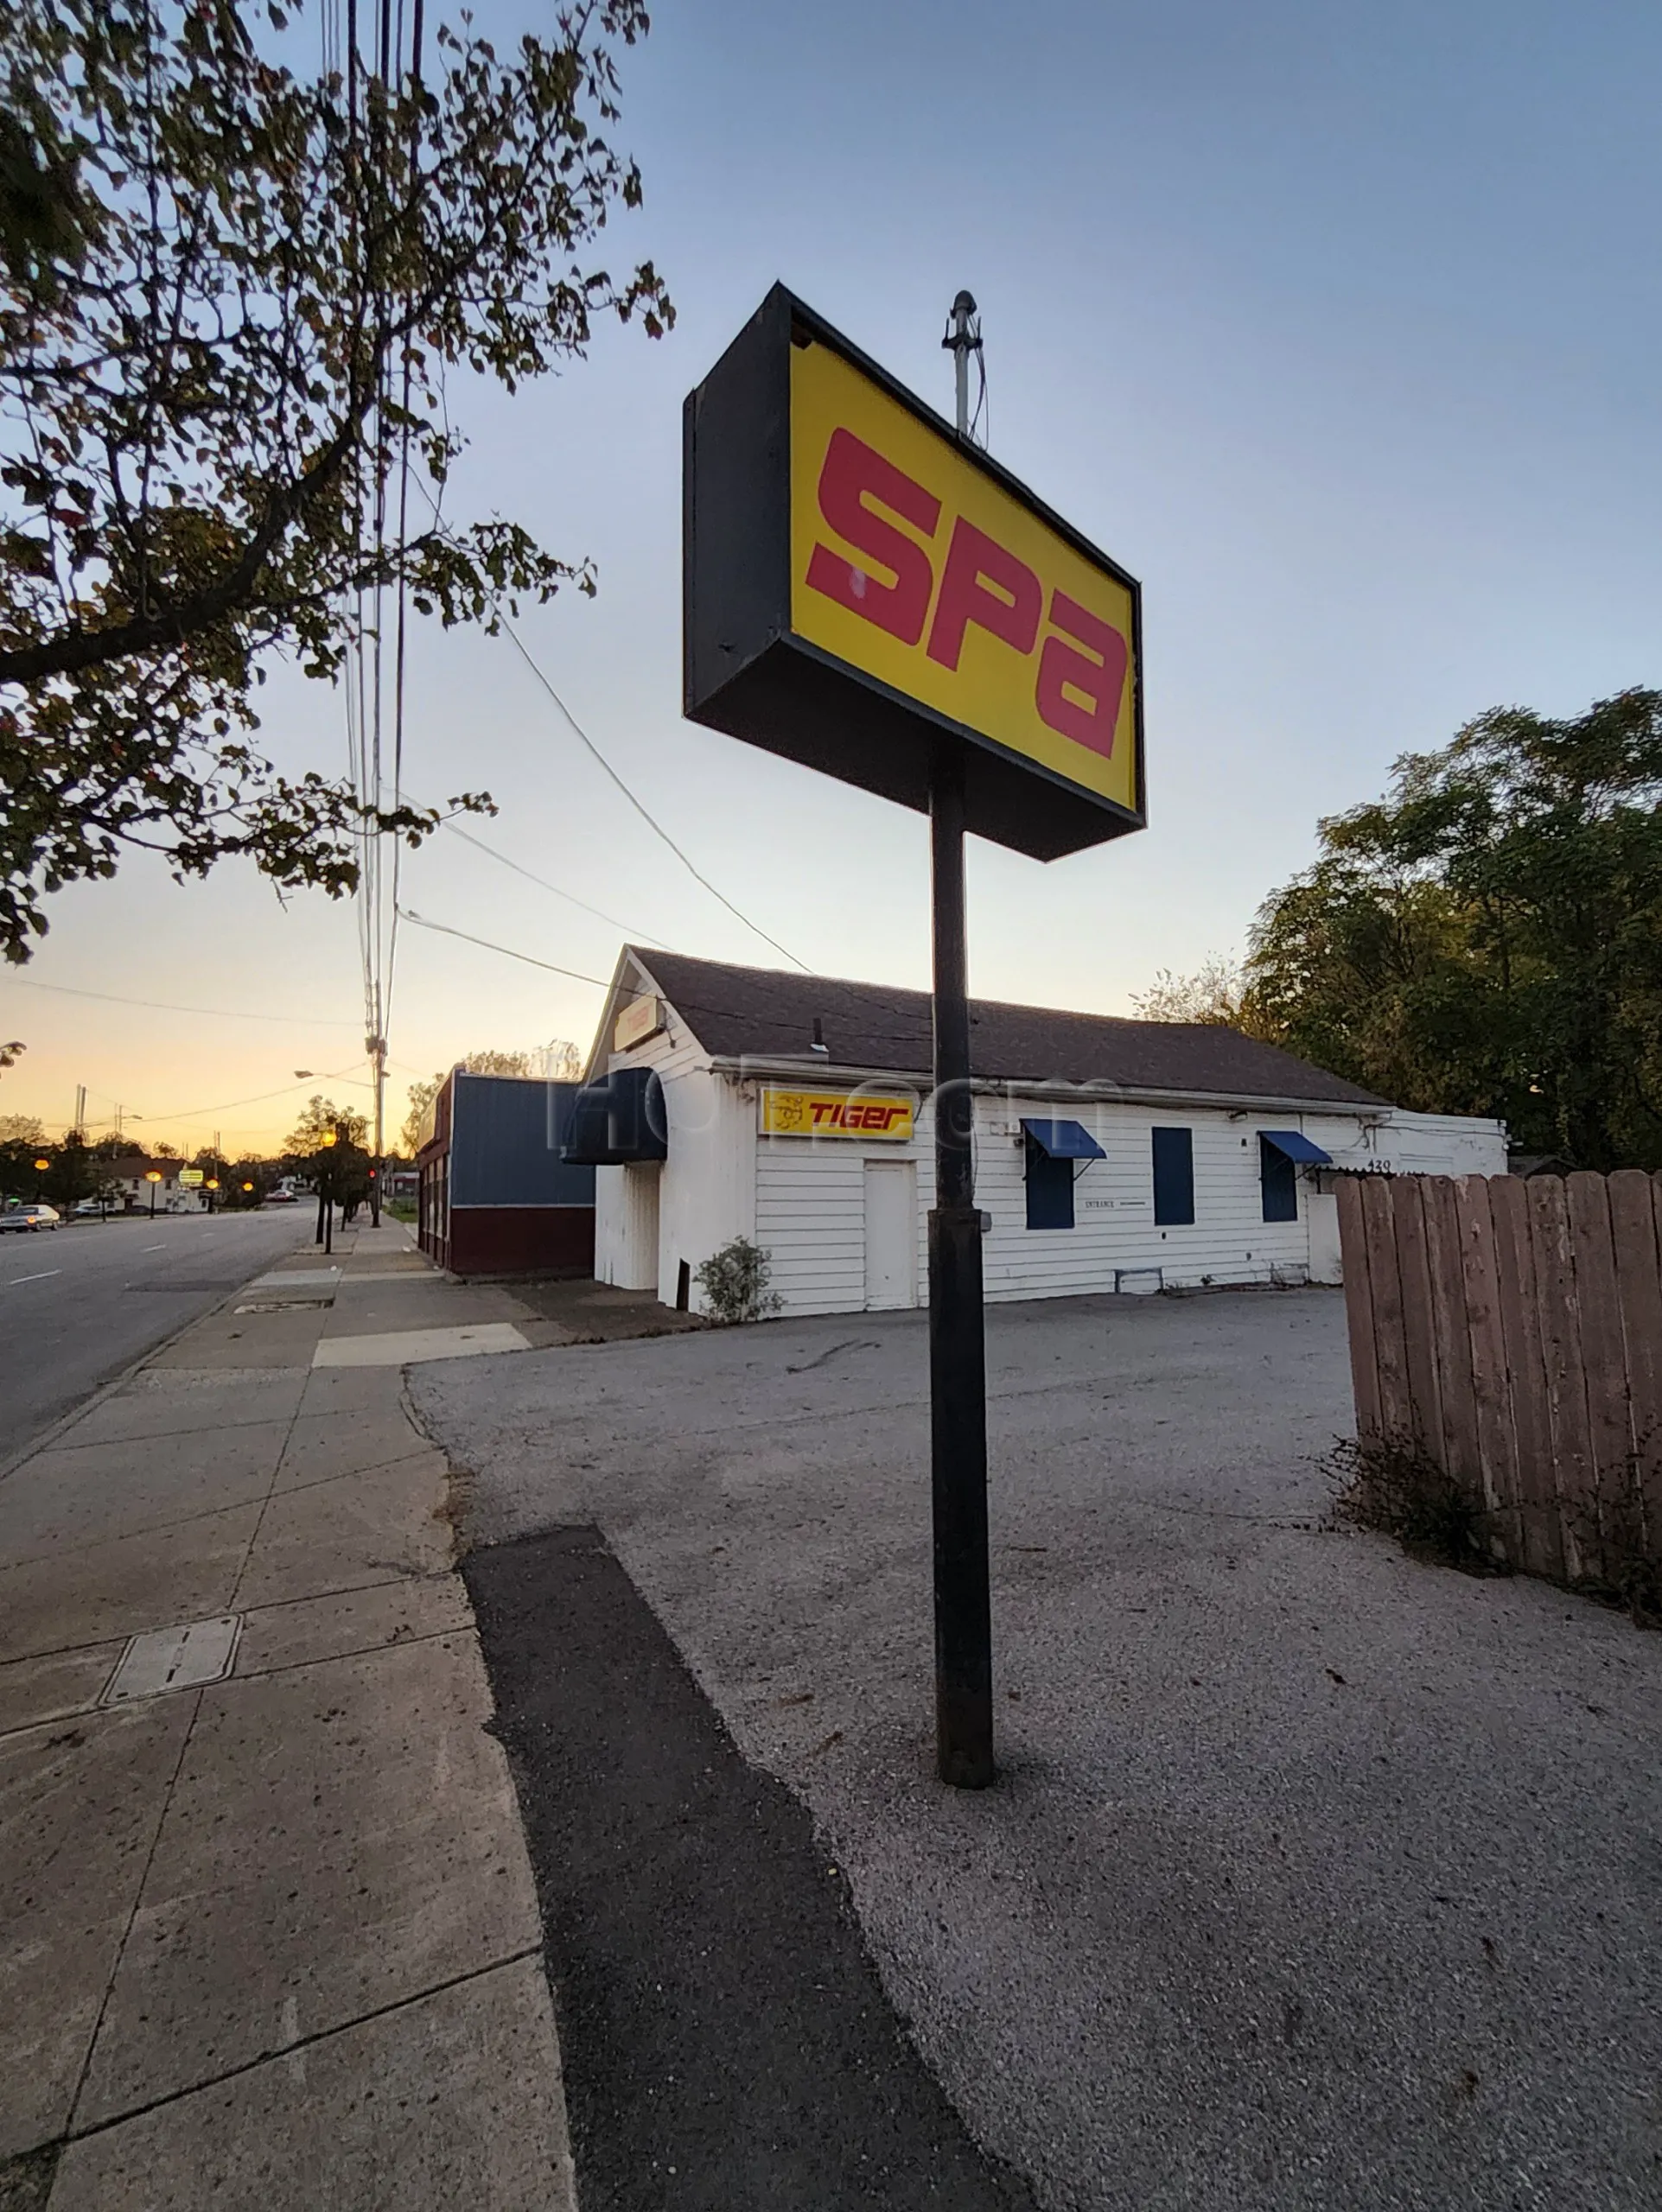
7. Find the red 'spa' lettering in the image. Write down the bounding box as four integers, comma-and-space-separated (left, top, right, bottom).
806, 429, 940, 645
1035, 589, 1128, 760
925, 518, 1041, 671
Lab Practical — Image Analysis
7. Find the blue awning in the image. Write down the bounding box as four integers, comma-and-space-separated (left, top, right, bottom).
1260, 1129, 1332, 1166
1022, 1118, 1105, 1161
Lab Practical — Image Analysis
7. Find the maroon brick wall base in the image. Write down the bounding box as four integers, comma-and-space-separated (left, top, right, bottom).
446, 1205, 595, 1279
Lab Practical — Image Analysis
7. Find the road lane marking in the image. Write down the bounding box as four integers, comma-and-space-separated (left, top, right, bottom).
3, 1270, 60, 1287
142, 1243, 165, 1250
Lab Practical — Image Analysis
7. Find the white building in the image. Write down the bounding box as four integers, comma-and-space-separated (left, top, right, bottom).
94, 1156, 209, 1213
570, 948, 1507, 1319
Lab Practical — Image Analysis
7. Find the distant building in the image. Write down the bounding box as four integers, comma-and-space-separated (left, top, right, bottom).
564, 947, 1509, 1319
93, 1156, 207, 1213
416, 1071, 594, 1276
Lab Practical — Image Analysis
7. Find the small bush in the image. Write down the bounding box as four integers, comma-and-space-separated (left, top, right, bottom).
695, 1236, 781, 1325
1324, 1431, 1500, 1573
1570, 1467, 1662, 1630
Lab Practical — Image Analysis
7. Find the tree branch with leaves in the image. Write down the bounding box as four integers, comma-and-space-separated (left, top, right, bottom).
0, 0, 671, 963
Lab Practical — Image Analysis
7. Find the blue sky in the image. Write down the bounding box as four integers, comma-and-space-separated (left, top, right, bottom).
6, 0, 1659, 1151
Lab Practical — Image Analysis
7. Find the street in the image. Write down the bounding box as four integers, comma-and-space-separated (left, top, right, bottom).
0, 1211, 315, 1462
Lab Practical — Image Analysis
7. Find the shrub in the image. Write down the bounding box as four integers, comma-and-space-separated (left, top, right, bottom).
695, 1236, 781, 1325
1324, 1431, 1498, 1573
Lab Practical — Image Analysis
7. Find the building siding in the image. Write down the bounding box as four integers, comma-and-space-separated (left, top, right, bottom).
589, 947, 1508, 1320
748, 1092, 1507, 1318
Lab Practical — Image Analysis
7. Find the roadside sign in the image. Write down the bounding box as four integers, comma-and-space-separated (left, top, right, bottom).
178, 1168, 204, 1186
761, 1085, 915, 1141
614, 995, 664, 1052
684, 285, 1144, 861
685, 286, 1147, 1791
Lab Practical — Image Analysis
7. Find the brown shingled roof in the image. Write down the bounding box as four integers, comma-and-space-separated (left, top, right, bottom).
628, 949, 1388, 1109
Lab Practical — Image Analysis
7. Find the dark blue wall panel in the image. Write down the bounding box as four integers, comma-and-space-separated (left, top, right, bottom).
1151, 1127, 1194, 1224
449, 1076, 596, 1209
1025, 1141, 1075, 1230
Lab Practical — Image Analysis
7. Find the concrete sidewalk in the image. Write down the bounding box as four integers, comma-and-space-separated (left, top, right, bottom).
0, 1223, 575, 2209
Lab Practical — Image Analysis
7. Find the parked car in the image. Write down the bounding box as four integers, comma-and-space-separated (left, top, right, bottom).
0, 1204, 61, 1232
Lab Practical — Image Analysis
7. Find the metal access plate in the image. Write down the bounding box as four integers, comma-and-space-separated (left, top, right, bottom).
103, 1616, 241, 1702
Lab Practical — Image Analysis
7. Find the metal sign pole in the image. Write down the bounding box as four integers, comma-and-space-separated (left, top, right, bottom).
929, 288, 994, 1789
928, 742, 994, 1786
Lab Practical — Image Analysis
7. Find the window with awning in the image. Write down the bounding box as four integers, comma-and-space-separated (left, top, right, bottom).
1022, 1118, 1104, 1230
1258, 1130, 1333, 1166
1258, 1129, 1329, 1222
1020, 1119, 1105, 1160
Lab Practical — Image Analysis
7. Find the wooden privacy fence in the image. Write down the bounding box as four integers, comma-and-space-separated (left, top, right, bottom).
1335, 1170, 1662, 1589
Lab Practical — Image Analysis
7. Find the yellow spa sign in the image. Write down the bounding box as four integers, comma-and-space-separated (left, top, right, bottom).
789, 340, 1137, 817
683, 286, 1145, 861
761, 1086, 915, 1141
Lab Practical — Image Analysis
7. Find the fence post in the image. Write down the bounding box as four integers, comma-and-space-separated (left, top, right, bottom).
1528, 1177, 1595, 1584
1489, 1177, 1559, 1579
1608, 1170, 1662, 1560
1335, 1177, 1380, 1444
1360, 1177, 1414, 1445
1454, 1176, 1516, 1539
1393, 1178, 1444, 1464
1566, 1173, 1632, 1590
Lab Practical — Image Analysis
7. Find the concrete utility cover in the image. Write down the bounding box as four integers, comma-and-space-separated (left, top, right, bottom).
104, 1616, 242, 1702
313, 1323, 530, 1369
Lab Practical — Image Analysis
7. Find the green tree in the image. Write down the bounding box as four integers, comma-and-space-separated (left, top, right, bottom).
226, 1154, 272, 1208
285, 1094, 369, 1154
399, 1072, 443, 1157
0, 0, 670, 964
1247, 688, 1662, 1169
42, 1129, 98, 1207
1130, 955, 1253, 1028
0, 1111, 44, 1143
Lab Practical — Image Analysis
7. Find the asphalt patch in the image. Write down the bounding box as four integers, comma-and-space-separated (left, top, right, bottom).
464, 1526, 1035, 2212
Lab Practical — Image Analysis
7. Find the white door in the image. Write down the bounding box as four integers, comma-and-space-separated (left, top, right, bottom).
1306, 1188, 1342, 1284
611, 1162, 660, 1292
863, 1160, 917, 1310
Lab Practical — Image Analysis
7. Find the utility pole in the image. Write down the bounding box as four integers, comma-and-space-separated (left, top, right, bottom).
73, 1083, 86, 1138
928, 289, 994, 1789
368, 1019, 386, 1230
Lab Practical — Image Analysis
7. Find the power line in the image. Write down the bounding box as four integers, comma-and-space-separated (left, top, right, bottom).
7, 977, 361, 1027
127, 1061, 373, 1126
492, 613, 810, 972
396, 905, 948, 1056
406, 478, 809, 973
398, 906, 615, 991
438, 822, 667, 944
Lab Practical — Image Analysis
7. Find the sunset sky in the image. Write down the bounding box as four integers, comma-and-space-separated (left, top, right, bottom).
4, 0, 1659, 1156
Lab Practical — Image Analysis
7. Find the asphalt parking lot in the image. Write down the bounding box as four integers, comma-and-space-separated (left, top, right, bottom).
415, 1286, 1662, 2212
